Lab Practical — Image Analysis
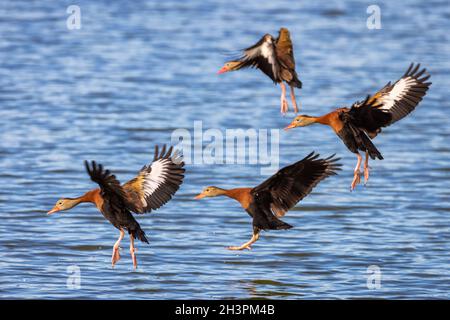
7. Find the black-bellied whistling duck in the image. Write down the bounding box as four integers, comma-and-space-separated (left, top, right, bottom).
218, 27, 302, 114
47, 145, 185, 269
194, 153, 340, 250
285, 63, 431, 191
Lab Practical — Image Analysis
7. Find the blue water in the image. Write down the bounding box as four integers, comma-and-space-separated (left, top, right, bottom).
0, 0, 449, 299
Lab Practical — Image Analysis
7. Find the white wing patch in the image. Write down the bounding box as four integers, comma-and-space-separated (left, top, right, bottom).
379, 77, 419, 110
260, 41, 277, 77
141, 158, 171, 207
240, 36, 279, 80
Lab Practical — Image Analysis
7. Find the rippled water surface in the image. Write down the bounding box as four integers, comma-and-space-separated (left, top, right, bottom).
0, 0, 449, 299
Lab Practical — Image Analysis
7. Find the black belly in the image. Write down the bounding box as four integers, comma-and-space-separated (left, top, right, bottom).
100, 201, 137, 230
246, 193, 293, 231
337, 125, 383, 160
337, 127, 360, 154
98, 196, 148, 243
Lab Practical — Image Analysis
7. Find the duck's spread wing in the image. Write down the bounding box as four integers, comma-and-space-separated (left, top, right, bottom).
275, 28, 295, 70
84, 160, 130, 211
347, 95, 393, 134
367, 63, 431, 125
251, 153, 341, 218
122, 145, 185, 214
236, 34, 280, 81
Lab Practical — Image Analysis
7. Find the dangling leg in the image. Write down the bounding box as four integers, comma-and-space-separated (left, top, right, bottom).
130, 234, 137, 270
280, 82, 289, 114
289, 85, 299, 113
228, 227, 261, 251
112, 228, 124, 268
364, 151, 370, 185
350, 153, 363, 191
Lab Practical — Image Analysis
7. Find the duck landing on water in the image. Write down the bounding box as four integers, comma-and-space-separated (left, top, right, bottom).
218, 28, 302, 115
195, 152, 340, 250
285, 63, 431, 191
48, 145, 185, 269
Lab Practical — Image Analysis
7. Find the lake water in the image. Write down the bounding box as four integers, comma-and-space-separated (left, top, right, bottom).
0, 0, 449, 299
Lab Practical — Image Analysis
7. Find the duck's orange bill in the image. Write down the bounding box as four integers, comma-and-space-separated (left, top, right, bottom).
47, 207, 60, 215
284, 122, 296, 130
217, 66, 228, 74
194, 193, 206, 199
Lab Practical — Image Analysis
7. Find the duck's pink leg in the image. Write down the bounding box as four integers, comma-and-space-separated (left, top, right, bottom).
364, 151, 370, 185
351, 153, 363, 191
112, 229, 124, 268
130, 235, 137, 270
280, 82, 288, 114
228, 230, 260, 251
290, 85, 299, 113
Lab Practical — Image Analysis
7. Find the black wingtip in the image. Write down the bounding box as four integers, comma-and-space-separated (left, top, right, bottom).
153, 145, 159, 162
324, 154, 342, 175
404, 63, 431, 81
84, 160, 90, 177
165, 145, 174, 158
153, 144, 178, 161
325, 153, 336, 160
304, 151, 319, 161
411, 63, 420, 76
403, 63, 414, 77
160, 144, 167, 158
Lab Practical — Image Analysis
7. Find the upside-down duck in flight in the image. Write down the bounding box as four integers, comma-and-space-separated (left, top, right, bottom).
48, 145, 185, 269
195, 153, 340, 250
218, 28, 302, 114
285, 63, 431, 191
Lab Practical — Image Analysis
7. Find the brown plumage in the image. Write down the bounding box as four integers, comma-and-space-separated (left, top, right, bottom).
218, 27, 302, 114
195, 153, 341, 250
285, 63, 431, 191
48, 145, 185, 269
